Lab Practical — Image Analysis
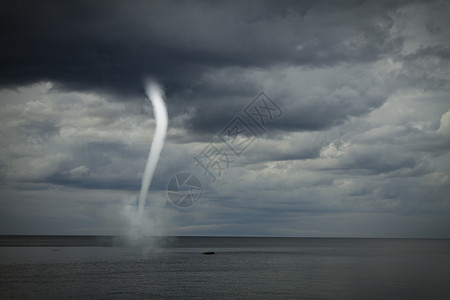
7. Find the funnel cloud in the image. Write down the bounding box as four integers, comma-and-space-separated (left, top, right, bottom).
138, 81, 168, 216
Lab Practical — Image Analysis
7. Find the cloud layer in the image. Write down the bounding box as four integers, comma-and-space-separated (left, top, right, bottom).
1, 0, 449, 237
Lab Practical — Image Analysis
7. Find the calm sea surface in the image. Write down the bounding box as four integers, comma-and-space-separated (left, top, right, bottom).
1, 236, 449, 299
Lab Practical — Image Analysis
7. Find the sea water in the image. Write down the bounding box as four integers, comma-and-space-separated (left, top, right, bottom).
1, 237, 450, 299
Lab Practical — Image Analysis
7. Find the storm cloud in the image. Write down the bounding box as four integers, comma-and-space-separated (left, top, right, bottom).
0, 0, 449, 237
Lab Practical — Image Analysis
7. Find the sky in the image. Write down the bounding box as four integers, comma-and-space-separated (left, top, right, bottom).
1, 0, 449, 237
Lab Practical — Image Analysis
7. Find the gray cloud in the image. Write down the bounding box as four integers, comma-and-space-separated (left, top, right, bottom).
1, 0, 449, 237
0, 1, 411, 129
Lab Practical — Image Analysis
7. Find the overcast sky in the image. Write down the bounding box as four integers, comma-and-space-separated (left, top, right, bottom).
1, 0, 449, 237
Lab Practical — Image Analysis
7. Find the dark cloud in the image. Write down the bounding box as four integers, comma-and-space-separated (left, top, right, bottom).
1, 0, 449, 237
1, 1, 313, 94
1, 0, 431, 136
42, 141, 144, 190
330, 146, 427, 175
20, 119, 60, 144
1, 2, 406, 96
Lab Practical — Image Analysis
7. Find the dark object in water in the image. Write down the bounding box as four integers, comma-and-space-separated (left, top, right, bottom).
202, 251, 215, 255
